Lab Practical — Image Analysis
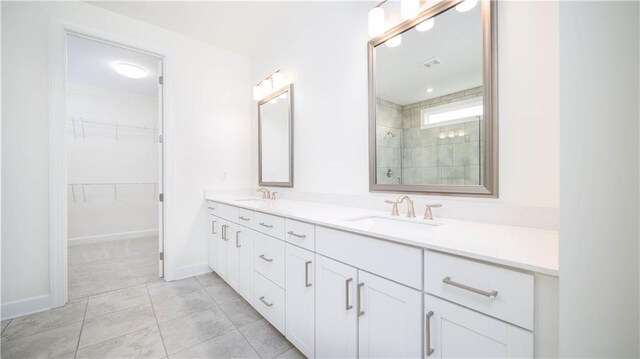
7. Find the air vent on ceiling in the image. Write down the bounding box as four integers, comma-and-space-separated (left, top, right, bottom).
422, 58, 442, 69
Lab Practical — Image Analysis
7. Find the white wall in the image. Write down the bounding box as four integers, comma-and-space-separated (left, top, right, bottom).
248, 1, 560, 228
1, 1, 251, 315
559, 1, 639, 357
66, 83, 159, 241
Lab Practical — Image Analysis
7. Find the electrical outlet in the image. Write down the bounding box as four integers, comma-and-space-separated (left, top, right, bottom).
221, 170, 228, 182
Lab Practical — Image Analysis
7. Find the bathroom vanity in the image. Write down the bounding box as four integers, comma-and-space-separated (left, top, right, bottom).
204, 194, 558, 358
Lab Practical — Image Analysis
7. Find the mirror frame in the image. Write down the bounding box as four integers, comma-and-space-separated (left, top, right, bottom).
258, 84, 294, 187
368, 0, 498, 197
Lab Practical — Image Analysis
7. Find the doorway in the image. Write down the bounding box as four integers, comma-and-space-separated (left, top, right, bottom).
65, 34, 164, 300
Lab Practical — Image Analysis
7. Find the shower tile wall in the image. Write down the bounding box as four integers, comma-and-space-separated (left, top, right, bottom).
376, 87, 484, 186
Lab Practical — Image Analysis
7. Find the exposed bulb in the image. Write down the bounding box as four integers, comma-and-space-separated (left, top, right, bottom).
456, 0, 478, 12
385, 34, 402, 48
368, 7, 385, 37
261, 78, 273, 97
272, 72, 284, 89
416, 18, 435, 32
400, 0, 420, 20
253, 85, 262, 101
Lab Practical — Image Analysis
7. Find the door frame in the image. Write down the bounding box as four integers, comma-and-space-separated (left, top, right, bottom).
49, 19, 174, 308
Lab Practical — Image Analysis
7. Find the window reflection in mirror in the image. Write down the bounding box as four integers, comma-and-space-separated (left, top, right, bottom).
374, 4, 483, 187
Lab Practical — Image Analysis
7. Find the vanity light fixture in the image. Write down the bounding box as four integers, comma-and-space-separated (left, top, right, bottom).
385, 34, 402, 48
456, 0, 478, 12
254, 70, 284, 101
368, 5, 385, 37
400, 0, 420, 20
113, 62, 148, 79
416, 17, 435, 32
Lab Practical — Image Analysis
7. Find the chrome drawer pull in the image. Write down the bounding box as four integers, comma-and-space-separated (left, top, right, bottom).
221, 225, 228, 241
207, 206, 216, 210
259, 254, 273, 262
238, 216, 250, 221
287, 231, 306, 238
345, 278, 353, 310
259, 222, 273, 228
258, 296, 273, 307
235, 231, 241, 248
211, 220, 217, 235
357, 282, 365, 317
304, 261, 312, 287
442, 276, 498, 299
425, 311, 434, 356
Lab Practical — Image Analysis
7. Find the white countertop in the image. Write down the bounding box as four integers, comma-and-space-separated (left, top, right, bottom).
204, 193, 559, 277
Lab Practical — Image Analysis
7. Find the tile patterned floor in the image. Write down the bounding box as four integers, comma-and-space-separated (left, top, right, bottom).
67, 237, 160, 300
1, 273, 305, 359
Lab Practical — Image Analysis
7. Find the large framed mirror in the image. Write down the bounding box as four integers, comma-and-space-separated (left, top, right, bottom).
259, 84, 294, 187
368, 0, 497, 196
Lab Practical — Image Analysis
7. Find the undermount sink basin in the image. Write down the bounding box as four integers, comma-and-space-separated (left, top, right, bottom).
346, 215, 441, 233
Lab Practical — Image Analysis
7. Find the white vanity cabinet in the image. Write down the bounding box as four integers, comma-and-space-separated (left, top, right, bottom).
207, 214, 219, 271
424, 295, 533, 358
285, 244, 315, 358
227, 223, 254, 304
216, 219, 232, 280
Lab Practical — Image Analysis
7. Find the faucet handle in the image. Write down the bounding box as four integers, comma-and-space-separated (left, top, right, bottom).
270, 192, 278, 200
424, 203, 442, 220
385, 200, 400, 216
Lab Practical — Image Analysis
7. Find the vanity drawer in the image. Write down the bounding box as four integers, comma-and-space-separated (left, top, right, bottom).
208, 201, 237, 222
254, 232, 286, 288
285, 219, 315, 251
235, 208, 254, 228
424, 251, 534, 330
316, 226, 422, 290
254, 212, 285, 239
254, 272, 286, 334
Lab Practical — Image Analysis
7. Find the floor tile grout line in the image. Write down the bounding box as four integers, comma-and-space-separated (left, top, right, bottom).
145, 283, 170, 359
0, 319, 12, 336
73, 298, 90, 359
196, 273, 264, 358
0, 301, 88, 342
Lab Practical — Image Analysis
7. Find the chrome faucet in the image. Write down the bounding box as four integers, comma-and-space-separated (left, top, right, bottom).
385, 195, 415, 218
424, 203, 442, 220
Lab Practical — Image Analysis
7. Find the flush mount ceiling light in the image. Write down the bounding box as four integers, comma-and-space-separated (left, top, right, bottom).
113, 62, 148, 79
416, 18, 435, 32
426, 88, 434, 93
456, 0, 479, 12
253, 70, 285, 101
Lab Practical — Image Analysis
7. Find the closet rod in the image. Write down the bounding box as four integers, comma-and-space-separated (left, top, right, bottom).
68, 118, 157, 131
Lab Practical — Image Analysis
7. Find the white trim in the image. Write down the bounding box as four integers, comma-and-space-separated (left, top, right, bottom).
1, 295, 51, 320
173, 262, 212, 281
49, 19, 174, 309
68, 229, 159, 247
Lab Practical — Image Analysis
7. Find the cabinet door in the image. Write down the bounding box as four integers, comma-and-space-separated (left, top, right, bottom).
237, 226, 254, 305
217, 220, 230, 280
358, 271, 422, 359
227, 223, 241, 290
315, 255, 358, 359
208, 215, 219, 271
285, 244, 315, 358
424, 294, 533, 358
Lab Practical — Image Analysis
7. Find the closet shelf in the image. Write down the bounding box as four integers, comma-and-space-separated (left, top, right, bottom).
68, 117, 158, 141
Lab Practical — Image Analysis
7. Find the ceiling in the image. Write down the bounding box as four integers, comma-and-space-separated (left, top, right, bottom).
67, 34, 161, 95
89, 1, 374, 59
375, 4, 483, 105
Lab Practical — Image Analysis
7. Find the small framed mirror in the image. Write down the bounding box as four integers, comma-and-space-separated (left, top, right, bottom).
369, 0, 497, 196
259, 84, 293, 187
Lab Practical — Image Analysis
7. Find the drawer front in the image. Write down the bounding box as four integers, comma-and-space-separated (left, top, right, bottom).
316, 227, 422, 290
254, 212, 285, 239
254, 272, 286, 334
285, 219, 315, 251
254, 232, 286, 288
206, 201, 217, 215
235, 208, 254, 228
208, 202, 237, 222
424, 251, 534, 330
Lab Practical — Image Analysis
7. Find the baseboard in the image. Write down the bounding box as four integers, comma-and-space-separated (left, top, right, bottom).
68, 229, 159, 246
1, 294, 51, 320
172, 262, 211, 281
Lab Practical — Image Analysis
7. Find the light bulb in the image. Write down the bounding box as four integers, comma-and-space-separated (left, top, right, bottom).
456, 0, 478, 12
261, 79, 273, 97
385, 34, 402, 48
253, 85, 262, 100
272, 72, 284, 89
400, 0, 420, 20
416, 18, 435, 32
368, 7, 385, 37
